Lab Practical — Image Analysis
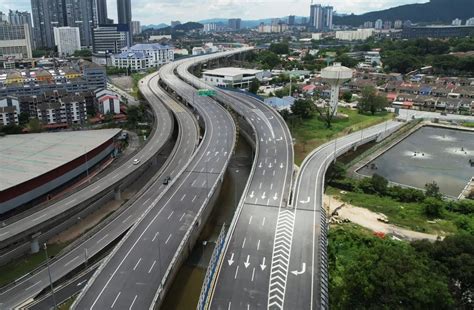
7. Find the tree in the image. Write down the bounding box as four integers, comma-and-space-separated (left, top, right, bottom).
291, 99, 314, 120
335, 54, 359, 68
269, 42, 289, 55
342, 91, 352, 103
314, 100, 337, 129
326, 161, 347, 186
279, 109, 290, 120
0, 124, 23, 134
423, 197, 444, 218
249, 78, 260, 94
18, 112, 30, 126
358, 86, 388, 115
73, 49, 92, 57
126, 105, 141, 128
28, 118, 42, 133
425, 181, 442, 199
257, 51, 280, 70
371, 173, 388, 195
332, 240, 453, 309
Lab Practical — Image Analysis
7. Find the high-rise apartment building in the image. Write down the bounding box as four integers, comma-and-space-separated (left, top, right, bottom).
65, 0, 95, 48
288, 15, 295, 26
7, 10, 34, 48
374, 19, 383, 30
54, 27, 81, 56
0, 23, 33, 59
31, 0, 68, 49
95, 0, 109, 25
228, 18, 241, 31
117, 0, 132, 42
309, 4, 333, 31
131, 21, 141, 36
466, 17, 474, 26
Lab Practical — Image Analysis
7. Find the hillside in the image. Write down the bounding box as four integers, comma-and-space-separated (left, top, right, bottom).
334, 0, 474, 26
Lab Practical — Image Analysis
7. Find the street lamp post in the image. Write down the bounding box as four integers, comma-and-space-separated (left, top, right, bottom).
44, 243, 57, 309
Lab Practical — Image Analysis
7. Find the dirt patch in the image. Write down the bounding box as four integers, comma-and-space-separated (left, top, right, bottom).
325, 194, 442, 241
110, 75, 134, 92
49, 191, 134, 244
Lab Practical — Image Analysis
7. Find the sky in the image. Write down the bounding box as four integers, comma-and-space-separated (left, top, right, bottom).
0, 0, 427, 25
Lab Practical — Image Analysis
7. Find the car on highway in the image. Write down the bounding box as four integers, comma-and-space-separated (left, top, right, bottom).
132, 158, 140, 165
163, 176, 171, 185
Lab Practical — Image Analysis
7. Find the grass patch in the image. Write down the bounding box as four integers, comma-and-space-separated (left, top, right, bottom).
461, 122, 474, 128
0, 243, 67, 288
289, 108, 393, 165
328, 186, 459, 235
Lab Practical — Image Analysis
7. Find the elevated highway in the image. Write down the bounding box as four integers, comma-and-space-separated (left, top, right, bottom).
0, 72, 200, 309
73, 51, 244, 309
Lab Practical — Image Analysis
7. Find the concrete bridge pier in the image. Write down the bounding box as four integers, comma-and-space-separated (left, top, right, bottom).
30, 232, 41, 254
114, 189, 122, 201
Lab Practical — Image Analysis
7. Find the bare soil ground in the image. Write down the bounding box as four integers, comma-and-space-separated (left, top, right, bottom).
325, 195, 441, 241
110, 75, 134, 92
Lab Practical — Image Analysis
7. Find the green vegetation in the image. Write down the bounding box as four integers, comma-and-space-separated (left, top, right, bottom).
257, 51, 281, 70
327, 172, 474, 234
249, 78, 260, 94
358, 86, 389, 115
461, 122, 474, 128
106, 67, 128, 75
73, 49, 92, 57
288, 107, 392, 164
0, 243, 66, 287
269, 42, 289, 55
329, 225, 474, 309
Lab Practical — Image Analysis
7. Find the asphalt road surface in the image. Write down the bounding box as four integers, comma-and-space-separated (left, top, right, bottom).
0, 72, 199, 309
72, 51, 245, 310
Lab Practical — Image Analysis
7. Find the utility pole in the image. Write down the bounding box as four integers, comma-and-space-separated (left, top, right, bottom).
44, 243, 57, 309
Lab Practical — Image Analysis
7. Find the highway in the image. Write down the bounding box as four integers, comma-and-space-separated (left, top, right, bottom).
284, 120, 402, 310
0, 76, 176, 249
0, 72, 200, 309
206, 90, 294, 310
73, 51, 243, 309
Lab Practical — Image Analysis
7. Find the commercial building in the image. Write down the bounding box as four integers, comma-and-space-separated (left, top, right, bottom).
309, 4, 333, 31
228, 18, 241, 31
335, 28, 375, 41
112, 43, 174, 71
202, 67, 264, 88
65, 0, 96, 48
92, 24, 130, 65
0, 23, 33, 60
31, 0, 68, 48
96, 89, 121, 114
288, 15, 295, 26
0, 96, 20, 125
117, 0, 132, 42
95, 0, 109, 25
54, 27, 81, 57
7, 10, 34, 48
402, 25, 474, 39
0, 129, 122, 213
258, 22, 289, 33
131, 21, 141, 35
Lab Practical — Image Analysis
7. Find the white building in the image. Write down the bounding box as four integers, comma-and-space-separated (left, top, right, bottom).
375, 19, 383, 29
204, 23, 218, 32
112, 43, 174, 71
96, 89, 121, 114
335, 29, 374, 41
131, 21, 141, 36
452, 18, 463, 26
258, 22, 289, 33
54, 27, 81, 57
364, 51, 382, 66
202, 67, 264, 88
466, 17, 474, 26
0, 96, 20, 125
0, 23, 33, 59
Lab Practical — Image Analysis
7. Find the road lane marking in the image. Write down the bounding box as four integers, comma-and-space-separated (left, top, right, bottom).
133, 258, 142, 271
234, 265, 239, 279
248, 216, 253, 225
242, 237, 246, 249
257, 240, 260, 251
179, 213, 186, 222
180, 194, 186, 201
165, 234, 172, 244
251, 268, 256, 282
148, 260, 156, 274
65, 199, 77, 206
262, 217, 266, 227
167, 211, 174, 219
192, 195, 197, 202
152, 232, 159, 242
64, 256, 80, 267
122, 215, 132, 223
111, 291, 121, 308
129, 295, 138, 310
244, 255, 250, 268
228, 253, 235, 266
96, 234, 109, 244
33, 214, 47, 222
144, 198, 151, 205
25, 281, 41, 291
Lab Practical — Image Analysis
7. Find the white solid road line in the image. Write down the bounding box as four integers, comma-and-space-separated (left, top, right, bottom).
96, 234, 109, 244
133, 258, 142, 271
32, 214, 47, 222
129, 295, 138, 310
25, 281, 41, 291
111, 291, 121, 308
65, 199, 77, 206
64, 255, 80, 267
122, 215, 132, 224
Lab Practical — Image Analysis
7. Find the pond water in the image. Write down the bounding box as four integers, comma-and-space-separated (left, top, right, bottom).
357, 126, 474, 198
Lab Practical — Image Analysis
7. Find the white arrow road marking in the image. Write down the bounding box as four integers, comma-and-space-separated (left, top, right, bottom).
268, 163, 272, 168
249, 191, 255, 199
280, 163, 284, 169
276, 136, 283, 141
299, 197, 310, 204
273, 193, 278, 200
258, 162, 262, 168
291, 263, 306, 276
244, 255, 250, 268
228, 253, 235, 266
262, 192, 266, 200
260, 257, 267, 271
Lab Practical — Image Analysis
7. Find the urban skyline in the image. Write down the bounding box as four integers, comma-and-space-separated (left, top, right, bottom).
0, 0, 426, 25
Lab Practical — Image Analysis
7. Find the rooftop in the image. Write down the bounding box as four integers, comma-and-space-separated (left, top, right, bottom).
0, 129, 121, 191
203, 67, 263, 77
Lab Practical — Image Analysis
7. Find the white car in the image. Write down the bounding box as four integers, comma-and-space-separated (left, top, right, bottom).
133, 159, 140, 165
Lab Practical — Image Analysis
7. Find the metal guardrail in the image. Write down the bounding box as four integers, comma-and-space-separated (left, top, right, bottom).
197, 224, 226, 310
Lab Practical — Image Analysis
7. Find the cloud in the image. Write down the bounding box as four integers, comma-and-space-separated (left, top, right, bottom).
0, 0, 427, 25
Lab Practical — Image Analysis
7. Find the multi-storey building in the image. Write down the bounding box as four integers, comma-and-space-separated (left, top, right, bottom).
0, 23, 33, 60
54, 27, 81, 57
131, 21, 141, 35
309, 4, 333, 31
228, 18, 241, 31
112, 43, 174, 71
92, 24, 130, 54
117, 0, 132, 42
31, 0, 68, 49
375, 19, 383, 29
0, 96, 20, 125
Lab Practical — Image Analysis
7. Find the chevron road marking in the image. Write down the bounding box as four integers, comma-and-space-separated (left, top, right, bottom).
267, 209, 296, 310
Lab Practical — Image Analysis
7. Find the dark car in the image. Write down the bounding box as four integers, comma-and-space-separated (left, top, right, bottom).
163, 176, 171, 185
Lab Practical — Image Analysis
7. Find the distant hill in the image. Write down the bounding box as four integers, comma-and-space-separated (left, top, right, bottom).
198, 16, 307, 28
143, 22, 203, 35
142, 23, 168, 30
335, 0, 474, 26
